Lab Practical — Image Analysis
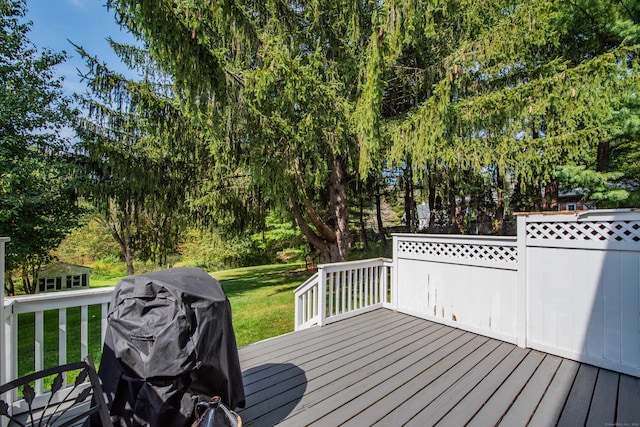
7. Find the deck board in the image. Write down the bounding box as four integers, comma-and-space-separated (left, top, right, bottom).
586, 369, 619, 427
339, 335, 492, 426
435, 345, 530, 426
498, 354, 562, 426
528, 358, 580, 426
557, 363, 599, 427
235, 309, 640, 426
617, 374, 640, 423
406, 341, 513, 426
467, 350, 546, 427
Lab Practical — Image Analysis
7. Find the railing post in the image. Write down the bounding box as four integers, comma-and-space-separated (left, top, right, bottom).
0, 237, 9, 386
516, 214, 527, 348
391, 236, 399, 310
294, 289, 301, 331
383, 259, 392, 307
318, 265, 327, 327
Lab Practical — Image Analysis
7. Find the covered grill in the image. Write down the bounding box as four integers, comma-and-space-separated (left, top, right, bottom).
97, 267, 245, 427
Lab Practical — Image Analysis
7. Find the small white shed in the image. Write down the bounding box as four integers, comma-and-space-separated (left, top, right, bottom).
37, 262, 92, 293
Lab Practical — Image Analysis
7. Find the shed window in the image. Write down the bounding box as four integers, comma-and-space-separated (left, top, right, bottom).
42, 278, 56, 291
71, 274, 82, 288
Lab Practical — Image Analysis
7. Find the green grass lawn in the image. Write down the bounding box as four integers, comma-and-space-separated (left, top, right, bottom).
213, 262, 311, 347
16, 262, 313, 377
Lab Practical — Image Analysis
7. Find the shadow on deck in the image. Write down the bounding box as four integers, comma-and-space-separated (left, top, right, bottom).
236, 309, 640, 426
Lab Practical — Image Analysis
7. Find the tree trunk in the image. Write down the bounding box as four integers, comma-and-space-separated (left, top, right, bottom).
494, 168, 505, 235
542, 180, 559, 211
123, 247, 135, 276
21, 271, 35, 294
327, 156, 351, 262
597, 140, 611, 172
427, 166, 436, 233
403, 161, 415, 233
447, 171, 464, 234
375, 184, 387, 248
110, 208, 135, 275
290, 155, 350, 263
358, 192, 368, 249
5, 275, 15, 296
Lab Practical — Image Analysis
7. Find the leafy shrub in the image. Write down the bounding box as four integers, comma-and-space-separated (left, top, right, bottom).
54, 215, 121, 264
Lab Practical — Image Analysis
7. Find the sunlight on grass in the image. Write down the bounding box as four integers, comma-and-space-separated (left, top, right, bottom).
211, 262, 311, 347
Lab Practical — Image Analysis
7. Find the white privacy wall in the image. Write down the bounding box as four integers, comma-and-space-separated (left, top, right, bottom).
392, 209, 640, 377
393, 235, 520, 344
522, 210, 640, 377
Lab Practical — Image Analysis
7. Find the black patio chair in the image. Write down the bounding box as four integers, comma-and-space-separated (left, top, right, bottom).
0, 355, 113, 427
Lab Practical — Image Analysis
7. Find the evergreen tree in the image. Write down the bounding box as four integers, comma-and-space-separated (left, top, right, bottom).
75, 42, 201, 274
105, 0, 395, 262
381, 0, 639, 217
107, 0, 639, 246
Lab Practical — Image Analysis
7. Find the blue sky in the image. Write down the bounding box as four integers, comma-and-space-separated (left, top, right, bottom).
25, 0, 139, 97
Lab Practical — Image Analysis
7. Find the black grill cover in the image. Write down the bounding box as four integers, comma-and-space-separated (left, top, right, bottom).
97, 267, 245, 427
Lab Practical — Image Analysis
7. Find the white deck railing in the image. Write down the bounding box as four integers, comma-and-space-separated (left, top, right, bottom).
294, 272, 320, 330
294, 258, 393, 330
2, 208, 639, 389
2, 287, 114, 393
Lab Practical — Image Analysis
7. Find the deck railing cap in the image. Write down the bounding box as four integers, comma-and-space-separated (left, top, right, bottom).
391, 233, 517, 242
515, 208, 638, 217
316, 257, 392, 270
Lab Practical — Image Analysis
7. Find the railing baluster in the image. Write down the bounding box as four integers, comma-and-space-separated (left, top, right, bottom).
335, 272, 339, 316
59, 308, 67, 371
80, 305, 88, 359
312, 285, 317, 319
366, 267, 371, 305
347, 269, 352, 312
101, 303, 108, 347
326, 273, 335, 316
361, 268, 366, 306
341, 271, 346, 314
304, 289, 308, 322
357, 268, 364, 308
362, 268, 366, 306
373, 266, 379, 303
376, 265, 383, 303
336, 272, 340, 315
7, 310, 18, 401
35, 311, 44, 393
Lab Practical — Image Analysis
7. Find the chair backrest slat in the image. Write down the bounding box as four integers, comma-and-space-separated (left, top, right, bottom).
0, 355, 113, 427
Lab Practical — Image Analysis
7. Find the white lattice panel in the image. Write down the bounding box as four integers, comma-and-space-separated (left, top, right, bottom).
397, 239, 517, 269
526, 220, 640, 250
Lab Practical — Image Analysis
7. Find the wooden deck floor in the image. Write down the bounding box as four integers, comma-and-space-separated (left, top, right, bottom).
235, 309, 640, 426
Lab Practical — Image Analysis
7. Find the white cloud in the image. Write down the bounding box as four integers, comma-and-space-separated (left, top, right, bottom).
68, 0, 86, 10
